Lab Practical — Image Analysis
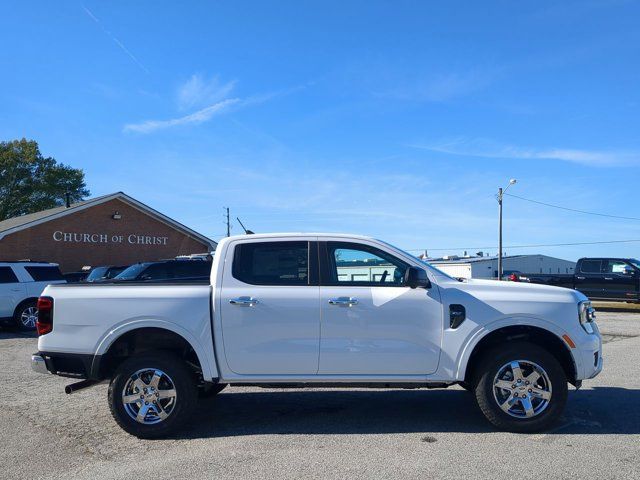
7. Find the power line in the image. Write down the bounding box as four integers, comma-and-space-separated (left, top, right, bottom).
405, 238, 640, 252
504, 193, 640, 221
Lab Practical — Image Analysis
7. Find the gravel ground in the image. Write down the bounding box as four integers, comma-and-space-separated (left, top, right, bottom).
1, 312, 639, 480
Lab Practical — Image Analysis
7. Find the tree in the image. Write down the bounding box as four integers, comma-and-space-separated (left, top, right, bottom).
0, 139, 90, 221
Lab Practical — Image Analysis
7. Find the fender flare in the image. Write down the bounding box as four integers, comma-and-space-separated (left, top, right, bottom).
94, 318, 218, 380
455, 316, 578, 381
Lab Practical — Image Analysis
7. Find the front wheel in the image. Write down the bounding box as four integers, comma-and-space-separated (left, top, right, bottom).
474, 342, 568, 432
108, 352, 198, 438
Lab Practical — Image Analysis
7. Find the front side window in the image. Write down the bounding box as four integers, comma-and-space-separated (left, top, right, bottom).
327, 242, 409, 286
0, 266, 19, 284
233, 241, 309, 286
580, 260, 602, 274
604, 260, 628, 274
24, 266, 64, 281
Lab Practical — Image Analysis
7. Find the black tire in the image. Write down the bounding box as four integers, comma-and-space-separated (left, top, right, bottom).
474, 342, 568, 433
199, 382, 227, 399
108, 352, 198, 439
14, 300, 38, 331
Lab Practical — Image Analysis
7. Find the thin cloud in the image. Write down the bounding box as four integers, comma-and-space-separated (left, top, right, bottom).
123, 98, 241, 133
82, 5, 149, 74
407, 138, 640, 167
177, 74, 236, 111
124, 79, 312, 134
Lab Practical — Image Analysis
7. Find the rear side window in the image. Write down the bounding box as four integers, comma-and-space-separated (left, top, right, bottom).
233, 241, 309, 285
24, 266, 64, 281
0, 267, 19, 283
580, 260, 602, 274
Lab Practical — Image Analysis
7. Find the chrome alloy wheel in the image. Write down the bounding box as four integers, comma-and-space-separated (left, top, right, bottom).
122, 368, 177, 424
492, 360, 552, 419
20, 306, 38, 329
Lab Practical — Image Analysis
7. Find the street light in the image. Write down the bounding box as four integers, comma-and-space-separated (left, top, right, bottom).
497, 179, 517, 280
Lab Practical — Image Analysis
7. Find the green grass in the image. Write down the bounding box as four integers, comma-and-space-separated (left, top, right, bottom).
592, 301, 640, 312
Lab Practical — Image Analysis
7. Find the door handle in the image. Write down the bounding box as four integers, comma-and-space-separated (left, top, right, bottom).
229, 296, 259, 306
328, 297, 358, 307
10, 288, 21, 292
604, 277, 613, 280
576, 276, 585, 280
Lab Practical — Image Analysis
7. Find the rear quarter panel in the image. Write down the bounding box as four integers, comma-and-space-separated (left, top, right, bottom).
38, 284, 218, 380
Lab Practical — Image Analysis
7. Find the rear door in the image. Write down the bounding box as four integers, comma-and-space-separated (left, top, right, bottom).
219, 239, 320, 375
318, 241, 442, 375
574, 259, 603, 299
23, 266, 65, 297
0, 267, 24, 317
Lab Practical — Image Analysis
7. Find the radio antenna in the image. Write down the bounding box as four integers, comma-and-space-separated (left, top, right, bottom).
236, 217, 254, 235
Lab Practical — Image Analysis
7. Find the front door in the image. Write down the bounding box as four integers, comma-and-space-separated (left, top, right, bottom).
219, 239, 320, 375
318, 241, 442, 375
601, 260, 639, 300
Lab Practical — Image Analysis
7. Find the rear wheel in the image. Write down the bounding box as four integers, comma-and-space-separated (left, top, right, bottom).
474, 342, 568, 432
108, 352, 198, 438
15, 300, 38, 331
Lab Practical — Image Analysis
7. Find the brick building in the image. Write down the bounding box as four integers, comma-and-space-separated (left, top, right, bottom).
0, 192, 216, 272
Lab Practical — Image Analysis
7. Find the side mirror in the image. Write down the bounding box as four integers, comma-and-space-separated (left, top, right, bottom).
405, 266, 431, 289
623, 265, 635, 276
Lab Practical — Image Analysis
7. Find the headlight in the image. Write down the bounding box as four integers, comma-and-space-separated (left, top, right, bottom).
578, 300, 596, 334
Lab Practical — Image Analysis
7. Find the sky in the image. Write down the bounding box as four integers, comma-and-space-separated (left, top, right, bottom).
1, 0, 639, 261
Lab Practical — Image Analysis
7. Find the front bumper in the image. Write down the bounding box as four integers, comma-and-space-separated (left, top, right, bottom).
574, 322, 603, 380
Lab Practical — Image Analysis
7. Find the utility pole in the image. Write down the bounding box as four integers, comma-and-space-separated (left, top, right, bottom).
224, 207, 231, 237
498, 187, 503, 281
497, 179, 517, 280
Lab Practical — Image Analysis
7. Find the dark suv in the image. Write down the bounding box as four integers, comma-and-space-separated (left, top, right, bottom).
113, 260, 212, 282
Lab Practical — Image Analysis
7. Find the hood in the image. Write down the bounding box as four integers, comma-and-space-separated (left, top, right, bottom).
458, 278, 586, 303
437, 277, 586, 327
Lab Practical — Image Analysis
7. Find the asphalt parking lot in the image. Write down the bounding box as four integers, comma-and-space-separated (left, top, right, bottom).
2, 312, 639, 480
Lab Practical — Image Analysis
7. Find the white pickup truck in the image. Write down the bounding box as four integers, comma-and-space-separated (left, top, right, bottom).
31, 233, 603, 438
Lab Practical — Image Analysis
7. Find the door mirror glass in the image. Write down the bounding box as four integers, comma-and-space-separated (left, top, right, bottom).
404, 267, 431, 289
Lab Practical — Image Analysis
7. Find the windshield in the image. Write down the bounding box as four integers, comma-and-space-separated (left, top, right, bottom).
375, 238, 456, 280
629, 259, 640, 269
114, 263, 151, 280
85, 267, 108, 282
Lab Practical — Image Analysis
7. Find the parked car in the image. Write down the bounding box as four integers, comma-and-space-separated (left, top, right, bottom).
84, 265, 129, 283
0, 262, 66, 330
62, 271, 90, 283
32, 233, 602, 438
112, 259, 211, 282
515, 257, 640, 302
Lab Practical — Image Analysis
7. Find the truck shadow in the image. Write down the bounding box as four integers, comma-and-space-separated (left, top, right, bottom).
180, 386, 640, 439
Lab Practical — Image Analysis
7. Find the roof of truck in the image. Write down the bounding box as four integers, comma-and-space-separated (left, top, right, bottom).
223, 232, 376, 240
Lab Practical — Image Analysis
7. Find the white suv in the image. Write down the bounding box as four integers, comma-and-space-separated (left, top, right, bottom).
0, 262, 66, 330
